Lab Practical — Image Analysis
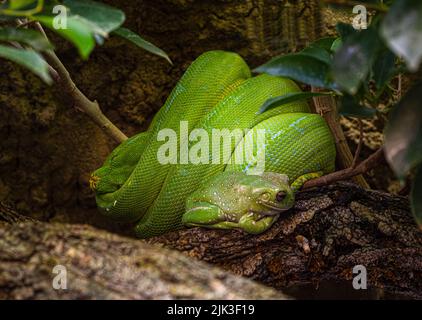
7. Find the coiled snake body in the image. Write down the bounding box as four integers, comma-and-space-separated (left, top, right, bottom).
91, 51, 336, 238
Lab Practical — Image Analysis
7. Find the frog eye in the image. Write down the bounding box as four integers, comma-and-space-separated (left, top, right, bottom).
276, 191, 286, 202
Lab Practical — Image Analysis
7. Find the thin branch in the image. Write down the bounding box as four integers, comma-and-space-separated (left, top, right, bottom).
352, 119, 363, 168
34, 22, 127, 143
302, 148, 384, 190
311, 87, 370, 189
397, 74, 402, 101
16, 19, 36, 28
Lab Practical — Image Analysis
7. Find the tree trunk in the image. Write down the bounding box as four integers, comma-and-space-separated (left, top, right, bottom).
1, 183, 421, 299
0, 220, 288, 300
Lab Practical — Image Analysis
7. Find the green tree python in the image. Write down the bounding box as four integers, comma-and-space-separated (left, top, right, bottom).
90, 51, 336, 238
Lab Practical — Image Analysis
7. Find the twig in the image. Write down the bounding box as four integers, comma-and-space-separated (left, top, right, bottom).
397, 74, 402, 101
311, 87, 370, 189
9, 40, 58, 81
302, 148, 384, 190
16, 19, 36, 28
352, 119, 363, 168
34, 22, 127, 143
8, 37, 60, 82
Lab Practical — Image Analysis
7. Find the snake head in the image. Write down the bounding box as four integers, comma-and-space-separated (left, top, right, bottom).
182, 171, 294, 234
89, 167, 123, 195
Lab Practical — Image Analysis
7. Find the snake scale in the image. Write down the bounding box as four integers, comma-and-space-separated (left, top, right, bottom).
90, 51, 336, 238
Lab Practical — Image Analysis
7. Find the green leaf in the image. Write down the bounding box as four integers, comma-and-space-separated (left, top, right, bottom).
309, 37, 336, 51
381, 0, 422, 71
295, 37, 334, 65
331, 38, 342, 52
32, 0, 125, 58
300, 46, 332, 65
259, 92, 332, 114
254, 54, 336, 89
113, 27, 172, 64
63, 0, 125, 35
372, 49, 396, 91
0, 44, 51, 84
0, 27, 53, 51
384, 82, 422, 177
411, 165, 422, 229
34, 15, 96, 59
332, 27, 381, 95
8, 0, 37, 10
339, 95, 376, 118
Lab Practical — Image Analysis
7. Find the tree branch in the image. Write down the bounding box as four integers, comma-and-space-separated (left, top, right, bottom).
351, 119, 363, 168
0, 221, 288, 299
311, 87, 370, 189
34, 22, 127, 143
302, 147, 384, 189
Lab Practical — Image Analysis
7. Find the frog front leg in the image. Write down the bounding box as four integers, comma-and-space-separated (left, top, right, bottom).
182, 202, 278, 234
237, 212, 279, 234
185, 212, 279, 234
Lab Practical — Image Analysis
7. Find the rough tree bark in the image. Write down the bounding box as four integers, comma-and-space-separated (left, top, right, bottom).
148, 183, 422, 299
0, 220, 288, 300
1, 183, 421, 299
